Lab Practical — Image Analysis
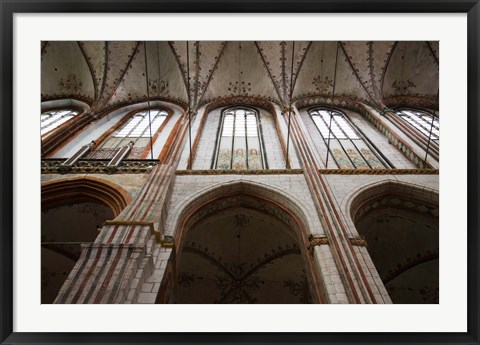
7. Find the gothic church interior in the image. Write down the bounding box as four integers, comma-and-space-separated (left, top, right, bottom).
41, 41, 439, 304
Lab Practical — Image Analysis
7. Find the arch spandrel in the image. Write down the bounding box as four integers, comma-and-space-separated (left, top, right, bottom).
165, 178, 323, 243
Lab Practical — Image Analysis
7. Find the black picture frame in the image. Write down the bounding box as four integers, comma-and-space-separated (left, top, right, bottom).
1, 1, 478, 344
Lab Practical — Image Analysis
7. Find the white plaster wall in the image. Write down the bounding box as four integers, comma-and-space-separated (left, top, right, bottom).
258, 108, 285, 169
191, 107, 220, 170
165, 174, 323, 238
274, 104, 301, 169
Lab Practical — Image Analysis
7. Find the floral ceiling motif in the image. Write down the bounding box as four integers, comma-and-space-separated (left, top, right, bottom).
312, 75, 334, 94
392, 79, 417, 94
41, 41, 439, 112
58, 74, 83, 93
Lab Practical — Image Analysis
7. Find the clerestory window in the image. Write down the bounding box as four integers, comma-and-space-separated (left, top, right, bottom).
41, 109, 79, 136
89, 108, 168, 160
310, 108, 389, 169
395, 109, 439, 146
114, 109, 167, 138
213, 107, 266, 170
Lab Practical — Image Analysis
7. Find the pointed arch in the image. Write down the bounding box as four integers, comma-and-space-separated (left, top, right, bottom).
169, 179, 326, 303
42, 176, 131, 217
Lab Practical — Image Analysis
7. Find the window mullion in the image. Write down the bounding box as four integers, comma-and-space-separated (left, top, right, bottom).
403, 112, 432, 136
331, 115, 373, 169
139, 113, 156, 138
41, 112, 69, 130
322, 113, 357, 168
409, 113, 432, 134
230, 111, 236, 169
125, 115, 144, 140
256, 112, 267, 169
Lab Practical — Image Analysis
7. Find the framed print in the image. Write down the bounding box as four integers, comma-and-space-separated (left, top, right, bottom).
1, 1, 479, 344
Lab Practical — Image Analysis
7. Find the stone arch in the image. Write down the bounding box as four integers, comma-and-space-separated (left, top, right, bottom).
42, 176, 131, 217
168, 179, 325, 303
347, 180, 439, 303
41, 177, 131, 303
169, 179, 319, 241
203, 95, 277, 114
349, 180, 438, 222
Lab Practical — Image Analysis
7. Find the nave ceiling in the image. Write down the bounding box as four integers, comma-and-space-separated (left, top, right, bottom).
41, 41, 439, 113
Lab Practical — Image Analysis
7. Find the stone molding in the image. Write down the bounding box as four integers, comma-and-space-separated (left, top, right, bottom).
42, 159, 158, 174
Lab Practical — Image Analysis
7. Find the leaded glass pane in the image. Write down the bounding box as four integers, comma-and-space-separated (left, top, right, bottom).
215, 108, 264, 170
40, 109, 78, 135
397, 109, 439, 141
310, 108, 386, 169
114, 109, 167, 138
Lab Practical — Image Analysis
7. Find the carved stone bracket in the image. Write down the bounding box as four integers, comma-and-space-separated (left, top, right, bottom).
161, 235, 175, 248
307, 234, 329, 255
282, 106, 294, 115
350, 236, 368, 247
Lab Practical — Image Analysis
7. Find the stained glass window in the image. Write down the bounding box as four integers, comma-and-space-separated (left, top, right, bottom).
214, 108, 265, 170
396, 109, 439, 145
114, 109, 167, 138
41, 109, 79, 135
89, 109, 168, 160
310, 108, 388, 169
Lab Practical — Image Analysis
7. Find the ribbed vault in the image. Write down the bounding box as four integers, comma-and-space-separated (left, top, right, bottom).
41, 41, 439, 112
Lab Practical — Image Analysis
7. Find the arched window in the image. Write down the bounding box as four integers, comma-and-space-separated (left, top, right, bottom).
213, 107, 266, 170
310, 108, 389, 169
395, 109, 439, 146
41, 109, 79, 136
89, 108, 168, 160
114, 109, 167, 138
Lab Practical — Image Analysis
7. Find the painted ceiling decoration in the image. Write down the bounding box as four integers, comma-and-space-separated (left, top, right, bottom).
95, 41, 141, 111
41, 41, 439, 114
199, 41, 282, 107
106, 41, 188, 110
382, 41, 439, 109
341, 41, 396, 106
41, 41, 95, 103
169, 41, 227, 110
78, 41, 107, 100
289, 41, 374, 107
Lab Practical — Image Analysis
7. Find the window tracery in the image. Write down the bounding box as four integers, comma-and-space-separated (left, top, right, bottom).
213, 107, 266, 170
89, 108, 168, 160
310, 108, 388, 169
395, 109, 439, 146
41, 109, 79, 136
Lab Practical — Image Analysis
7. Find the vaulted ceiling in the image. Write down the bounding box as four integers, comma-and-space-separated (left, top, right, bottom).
41, 41, 439, 113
